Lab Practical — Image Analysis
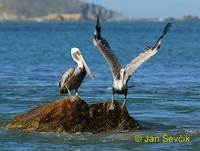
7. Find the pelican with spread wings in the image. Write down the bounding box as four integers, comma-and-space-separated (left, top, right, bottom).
93, 17, 171, 110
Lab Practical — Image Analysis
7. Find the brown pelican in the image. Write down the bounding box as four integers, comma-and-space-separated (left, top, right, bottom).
59, 48, 94, 96
93, 17, 171, 110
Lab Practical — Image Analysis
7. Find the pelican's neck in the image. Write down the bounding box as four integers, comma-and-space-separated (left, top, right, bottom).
113, 78, 125, 90
120, 72, 124, 81
72, 54, 84, 69
119, 79, 124, 90
113, 70, 126, 90
76, 60, 84, 69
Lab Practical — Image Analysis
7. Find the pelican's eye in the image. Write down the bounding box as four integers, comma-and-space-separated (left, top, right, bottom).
76, 51, 81, 55
73, 53, 79, 60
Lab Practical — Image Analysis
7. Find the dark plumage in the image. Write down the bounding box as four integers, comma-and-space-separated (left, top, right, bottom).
59, 68, 86, 95
59, 48, 94, 96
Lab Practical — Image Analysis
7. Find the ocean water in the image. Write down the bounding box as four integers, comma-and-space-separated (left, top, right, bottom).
0, 21, 200, 151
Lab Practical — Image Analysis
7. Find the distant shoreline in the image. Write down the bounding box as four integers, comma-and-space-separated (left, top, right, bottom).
0, 13, 199, 22
0, 19, 199, 23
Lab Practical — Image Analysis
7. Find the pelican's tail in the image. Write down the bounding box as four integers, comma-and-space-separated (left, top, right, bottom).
60, 88, 66, 95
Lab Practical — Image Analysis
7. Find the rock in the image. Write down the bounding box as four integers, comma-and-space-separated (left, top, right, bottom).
5, 97, 141, 133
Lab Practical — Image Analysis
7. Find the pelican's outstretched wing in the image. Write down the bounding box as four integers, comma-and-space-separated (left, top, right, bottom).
93, 16, 121, 79
124, 23, 171, 82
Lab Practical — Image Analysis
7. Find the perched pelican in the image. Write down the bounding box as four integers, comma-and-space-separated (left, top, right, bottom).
59, 48, 94, 96
93, 17, 171, 110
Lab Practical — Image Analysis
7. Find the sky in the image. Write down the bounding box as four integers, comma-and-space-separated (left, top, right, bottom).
84, 0, 200, 18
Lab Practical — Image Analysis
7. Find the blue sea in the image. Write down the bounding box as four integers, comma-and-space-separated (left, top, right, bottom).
0, 21, 200, 151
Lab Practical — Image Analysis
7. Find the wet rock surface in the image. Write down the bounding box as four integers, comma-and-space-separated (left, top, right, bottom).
6, 97, 141, 133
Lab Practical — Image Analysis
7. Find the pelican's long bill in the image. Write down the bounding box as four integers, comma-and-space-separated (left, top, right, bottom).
78, 54, 94, 79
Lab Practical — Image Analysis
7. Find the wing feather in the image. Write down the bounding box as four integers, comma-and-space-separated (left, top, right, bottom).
124, 23, 171, 82
59, 68, 75, 89
93, 16, 121, 78
124, 48, 159, 82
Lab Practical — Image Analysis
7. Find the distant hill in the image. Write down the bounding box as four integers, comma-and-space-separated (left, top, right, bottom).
130, 15, 200, 22
0, 0, 126, 21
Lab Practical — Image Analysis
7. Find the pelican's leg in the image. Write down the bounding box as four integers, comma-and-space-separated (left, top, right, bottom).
67, 88, 71, 96
75, 89, 79, 96
122, 95, 127, 109
109, 93, 115, 110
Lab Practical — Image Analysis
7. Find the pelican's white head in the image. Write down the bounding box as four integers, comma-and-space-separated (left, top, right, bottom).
120, 68, 125, 80
71, 47, 94, 79
71, 47, 80, 55
71, 47, 82, 67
